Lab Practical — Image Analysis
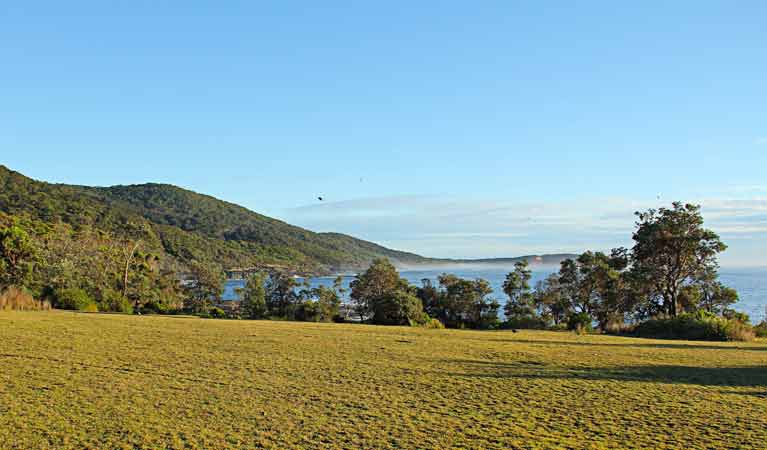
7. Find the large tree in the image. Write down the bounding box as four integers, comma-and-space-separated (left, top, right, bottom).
184, 261, 225, 313
503, 260, 534, 320
239, 272, 268, 319
434, 274, 499, 329
630, 202, 726, 317
265, 272, 299, 319
349, 258, 423, 325
0, 222, 36, 288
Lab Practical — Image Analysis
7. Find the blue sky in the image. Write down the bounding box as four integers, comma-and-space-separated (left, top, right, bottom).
1, 1, 766, 265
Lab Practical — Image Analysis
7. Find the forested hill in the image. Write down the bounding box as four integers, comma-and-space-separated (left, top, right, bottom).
0, 165, 435, 273
0, 165, 572, 274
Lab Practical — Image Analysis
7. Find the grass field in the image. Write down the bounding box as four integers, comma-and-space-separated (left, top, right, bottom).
1, 311, 766, 449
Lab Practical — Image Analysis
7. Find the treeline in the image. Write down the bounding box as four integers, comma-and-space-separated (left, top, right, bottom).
342, 202, 763, 341
2, 201, 764, 341
0, 212, 185, 313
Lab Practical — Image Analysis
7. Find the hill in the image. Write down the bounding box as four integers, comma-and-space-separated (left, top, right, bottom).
0, 165, 572, 274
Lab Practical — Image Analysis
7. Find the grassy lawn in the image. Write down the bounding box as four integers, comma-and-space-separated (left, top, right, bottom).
1, 311, 766, 449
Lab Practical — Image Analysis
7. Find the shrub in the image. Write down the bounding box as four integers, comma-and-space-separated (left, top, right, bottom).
723, 309, 751, 324
208, 307, 227, 319
567, 312, 593, 332
98, 289, 133, 314
55, 288, 97, 312
414, 317, 445, 329
722, 319, 756, 342
630, 312, 754, 342
140, 300, 165, 314
504, 316, 548, 330
754, 321, 767, 338
0, 286, 51, 311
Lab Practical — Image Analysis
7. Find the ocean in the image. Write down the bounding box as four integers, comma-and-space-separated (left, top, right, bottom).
224, 266, 767, 323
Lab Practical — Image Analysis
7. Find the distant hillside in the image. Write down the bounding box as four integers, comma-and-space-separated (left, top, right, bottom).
455, 254, 577, 267
0, 165, 573, 274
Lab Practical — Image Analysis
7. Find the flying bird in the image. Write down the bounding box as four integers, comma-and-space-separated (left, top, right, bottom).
317, 196, 324, 201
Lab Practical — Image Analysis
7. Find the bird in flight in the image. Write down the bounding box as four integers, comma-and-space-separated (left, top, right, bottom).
318, 196, 324, 201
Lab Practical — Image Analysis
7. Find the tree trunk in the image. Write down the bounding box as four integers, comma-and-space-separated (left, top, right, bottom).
123, 241, 141, 301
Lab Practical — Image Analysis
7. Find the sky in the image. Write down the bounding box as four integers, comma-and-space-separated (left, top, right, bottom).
1, 1, 766, 266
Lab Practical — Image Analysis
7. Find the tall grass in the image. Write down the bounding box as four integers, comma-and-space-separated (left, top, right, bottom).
0, 286, 51, 311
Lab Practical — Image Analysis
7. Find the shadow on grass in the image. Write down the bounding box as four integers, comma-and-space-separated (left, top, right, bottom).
491, 338, 767, 352
447, 359, 767, 387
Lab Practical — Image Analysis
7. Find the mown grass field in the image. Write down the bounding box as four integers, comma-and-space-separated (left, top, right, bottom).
1, 311, 766, 449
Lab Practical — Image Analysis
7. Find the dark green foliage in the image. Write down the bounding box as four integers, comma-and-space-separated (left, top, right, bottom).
630, 202, 727, 317
0, 221, 36, 288
504, 316, 548, 330
531, 274, 569, 326
423, 274, 500, 329
722, 309, 750, 324
206, 307, 227, 319
0, 165, 431, 275
98, 289, 134, 314
350, 258, 425, 325
55, 287, 97, 311
567, 312, 593, 332
183, 261, 225, 313
502, 203, 741, 341
301, 285, 341, 322
239, 273, 268, 319
503, 260, 535, 322
754, 321, 767, 338
265, 273, 300, 319
630, 311, 754, 342
370, 289, 425, 326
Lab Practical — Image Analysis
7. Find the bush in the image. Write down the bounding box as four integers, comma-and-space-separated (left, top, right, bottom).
723, 309, 751, 324
208, 307, 227, 319
98, 289, 133, 314
504, 316, 548, 330
0, 286, 51, 311
723, 319, 756, 342
754, 321, 767, 338
55, 288, 97, 312
567, 312, 593, 332
414, 317, 445, 329
630, 312, 754, 342
140, 300, 167, 314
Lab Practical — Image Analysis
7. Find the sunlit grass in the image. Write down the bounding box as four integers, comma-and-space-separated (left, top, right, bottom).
1, 311, 766, 449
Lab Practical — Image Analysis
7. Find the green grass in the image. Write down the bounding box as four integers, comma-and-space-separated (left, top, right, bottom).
1, 312, 766, 449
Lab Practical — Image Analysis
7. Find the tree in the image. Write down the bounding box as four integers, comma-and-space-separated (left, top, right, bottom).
350, 258, 423, 325
0, 222, 36, 288
369, 289, 424, 325
503, 260, 534, 321
678, 268, 738, 315
184, 261, 225, 313
630, 202, 726, 316
295, 284, 341, 322
265, 272, 299, 319
239, 272, 267, 319
433, 274, 499, 329
314, 285, 341, 322
417, 278, 441, 318
531, 274, 568, 326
